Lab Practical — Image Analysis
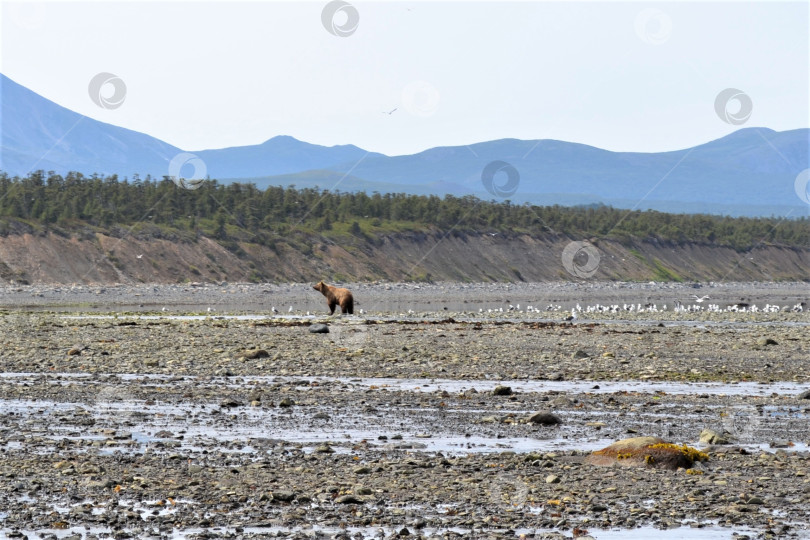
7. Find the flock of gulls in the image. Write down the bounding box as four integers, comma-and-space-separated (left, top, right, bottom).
258, 297, 804, 319
473, 294, 806, 319
161, 298, 804, 318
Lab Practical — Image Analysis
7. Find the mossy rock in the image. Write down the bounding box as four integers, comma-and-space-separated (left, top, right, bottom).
585, 436, 709, 470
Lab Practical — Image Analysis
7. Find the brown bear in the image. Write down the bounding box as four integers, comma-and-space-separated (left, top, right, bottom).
313, 281, 354, 315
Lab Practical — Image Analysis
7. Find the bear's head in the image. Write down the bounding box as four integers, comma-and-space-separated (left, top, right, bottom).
313, 281, 325, 292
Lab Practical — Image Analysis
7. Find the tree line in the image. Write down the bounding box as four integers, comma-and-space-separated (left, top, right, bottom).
0, 171, 807, 252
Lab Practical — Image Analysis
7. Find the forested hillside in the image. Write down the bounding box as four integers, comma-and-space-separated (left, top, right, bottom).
1, 172, 808, 250
0, 171, 807, 284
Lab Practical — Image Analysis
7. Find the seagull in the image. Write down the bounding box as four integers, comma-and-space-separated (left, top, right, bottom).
288, 306, 293, 313
161, 307, 167, 312
207, 307, 213, 313
692, 295, 710, 303
564, 308, 577, 322
383, 107, 397, 115
271, 306, 279, 314
136, 254, 143, 259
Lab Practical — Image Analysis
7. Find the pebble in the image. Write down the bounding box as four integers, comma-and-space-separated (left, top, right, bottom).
242, 349, 270, 359
335, 494, 364, 504
309, 324, 330, 334
220, 398, 243, 408
700, 428, 730, 445
528, 412, 562, 426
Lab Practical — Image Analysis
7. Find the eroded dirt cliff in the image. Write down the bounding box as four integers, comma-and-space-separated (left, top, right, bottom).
0, 229, 807, 284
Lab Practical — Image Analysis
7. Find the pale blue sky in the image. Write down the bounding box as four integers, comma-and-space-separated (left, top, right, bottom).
2, 1, 808, 156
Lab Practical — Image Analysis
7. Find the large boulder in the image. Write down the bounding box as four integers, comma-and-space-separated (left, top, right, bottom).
585, 436, 708, 470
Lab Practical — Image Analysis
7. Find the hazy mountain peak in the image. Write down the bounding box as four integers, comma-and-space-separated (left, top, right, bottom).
1, 73, 807, 216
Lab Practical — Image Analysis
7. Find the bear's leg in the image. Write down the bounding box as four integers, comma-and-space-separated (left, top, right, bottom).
328, 301, 337, 315
345, 298, 354, 315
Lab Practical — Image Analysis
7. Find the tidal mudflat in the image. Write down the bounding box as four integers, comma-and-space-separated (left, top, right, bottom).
1, 282, 809, 539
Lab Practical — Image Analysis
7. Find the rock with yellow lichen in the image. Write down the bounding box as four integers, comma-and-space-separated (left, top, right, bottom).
585, 436, 709, 470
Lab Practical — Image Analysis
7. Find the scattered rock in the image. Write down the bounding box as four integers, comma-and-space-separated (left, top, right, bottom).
220, 398, 243, 408
270, 491, 296, 502
528, 412, 562, 426
492, 385, 513, 396
335, 494, 364, 504
770, 440, 793, 448
700, 428, 730, 445
241, 349, 270, 359
757, 337, 778, 346
797, 389, 810, 400
545, 474, 561, 484
309, 324, 330, 334
279, 397, 295, 407
572, 350, 590, 359
551, 396, 573, 407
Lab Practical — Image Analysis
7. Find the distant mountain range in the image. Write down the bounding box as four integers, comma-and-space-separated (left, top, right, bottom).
1, 73, 808, 217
